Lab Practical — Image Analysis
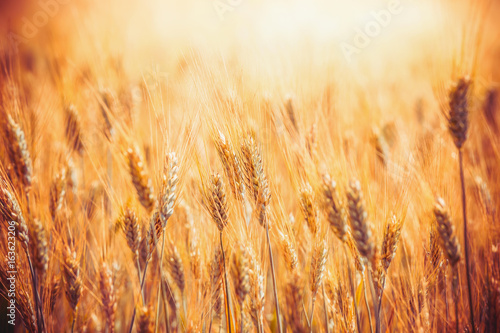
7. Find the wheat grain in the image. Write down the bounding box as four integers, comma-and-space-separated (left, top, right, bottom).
433, 198, 461, 266
62, 245, 82, 314
127, 147, 155, 212
300, 183, 319, 236
380, 214, 402, 272
346, 180, 374, 262
321, 173, 347, 242
99, 262, 117, 333
159, 152, 179, 226
447, 77, 471, 149
4, 114, 32, 189
29, 218, 48, 276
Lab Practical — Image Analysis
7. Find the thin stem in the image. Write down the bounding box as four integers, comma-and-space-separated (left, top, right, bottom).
240, 306, 244, 333
322, 283, 329, 333
344, 244, 361, 333
136, 255, 145, 304
257, 316, 263, 333
363, 276, 374, 333
182, 291, 187, 324
201, 307, 205, 333
265, 221, 283, 333
155, 233, 168, 333
458, 150, 476, 333
303, 301, 311, 328
161, 284, 171, 333
220, 232, 232, 333
208, 309, 213, 333
208, 285, 214, 333
71, 306, 78, 333
444, 269, 449, 333
25, 194, 47, 333
128, 258, 150, 333
452, 267, 460, 333
309, 296, 317, 333
366, 270, 380, 333
26, 249, 46, 333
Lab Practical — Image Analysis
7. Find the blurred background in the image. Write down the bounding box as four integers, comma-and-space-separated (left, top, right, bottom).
1, 0, 498, 82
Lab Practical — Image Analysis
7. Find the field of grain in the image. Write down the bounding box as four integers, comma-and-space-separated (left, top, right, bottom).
0, 0, 499, 332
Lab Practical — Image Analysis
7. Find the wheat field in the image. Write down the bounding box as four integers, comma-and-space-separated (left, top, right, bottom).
0, 0, 499, 332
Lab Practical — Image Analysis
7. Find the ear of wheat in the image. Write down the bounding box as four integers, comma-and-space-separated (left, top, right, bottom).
127, 146, 155, 212
381, 214, 403, 272
0, 186, 29, 248
241, 135, 271, 227
215, 131, 245, 201
99, 262, 117, 333
433, 197, 461, 266
62, 244, 82, 333
447, 77, 471, 149
159, 152, 179, 226
29, 218, 48, 276
4, 114, 32, 190
300, 183, 320, 236
346, 180, 374, 262
65, 104, 84, 155
122, 205, 141, 256
321, 173, 347, 242
206, 173, 229, 232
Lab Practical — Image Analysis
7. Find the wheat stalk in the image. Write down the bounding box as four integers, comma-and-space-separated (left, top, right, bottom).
446, 76, 475, 333
155, 152, 179, 332
205, 173, 232, 332
240, 135, 282, 332
346, 180, 378, 333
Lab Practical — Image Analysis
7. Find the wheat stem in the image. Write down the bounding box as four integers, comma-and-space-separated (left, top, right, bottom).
161, 282, 171, 333
155, 233, 167, 333
265, 221, 282, 333
458, 150, 475, 333
26, 250, 46, 333
71, 307, 77, 333
344, 244, 361, 333
366, 270, 380, 333
363, 275, 374, 333
220, 232, 232, 333
129, 258, 150, 333
322, 283, 329, 333
240, 307, 244, 333
136, 255, 145, 304
452, 265, 460, 333
309, 296, 316, 333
